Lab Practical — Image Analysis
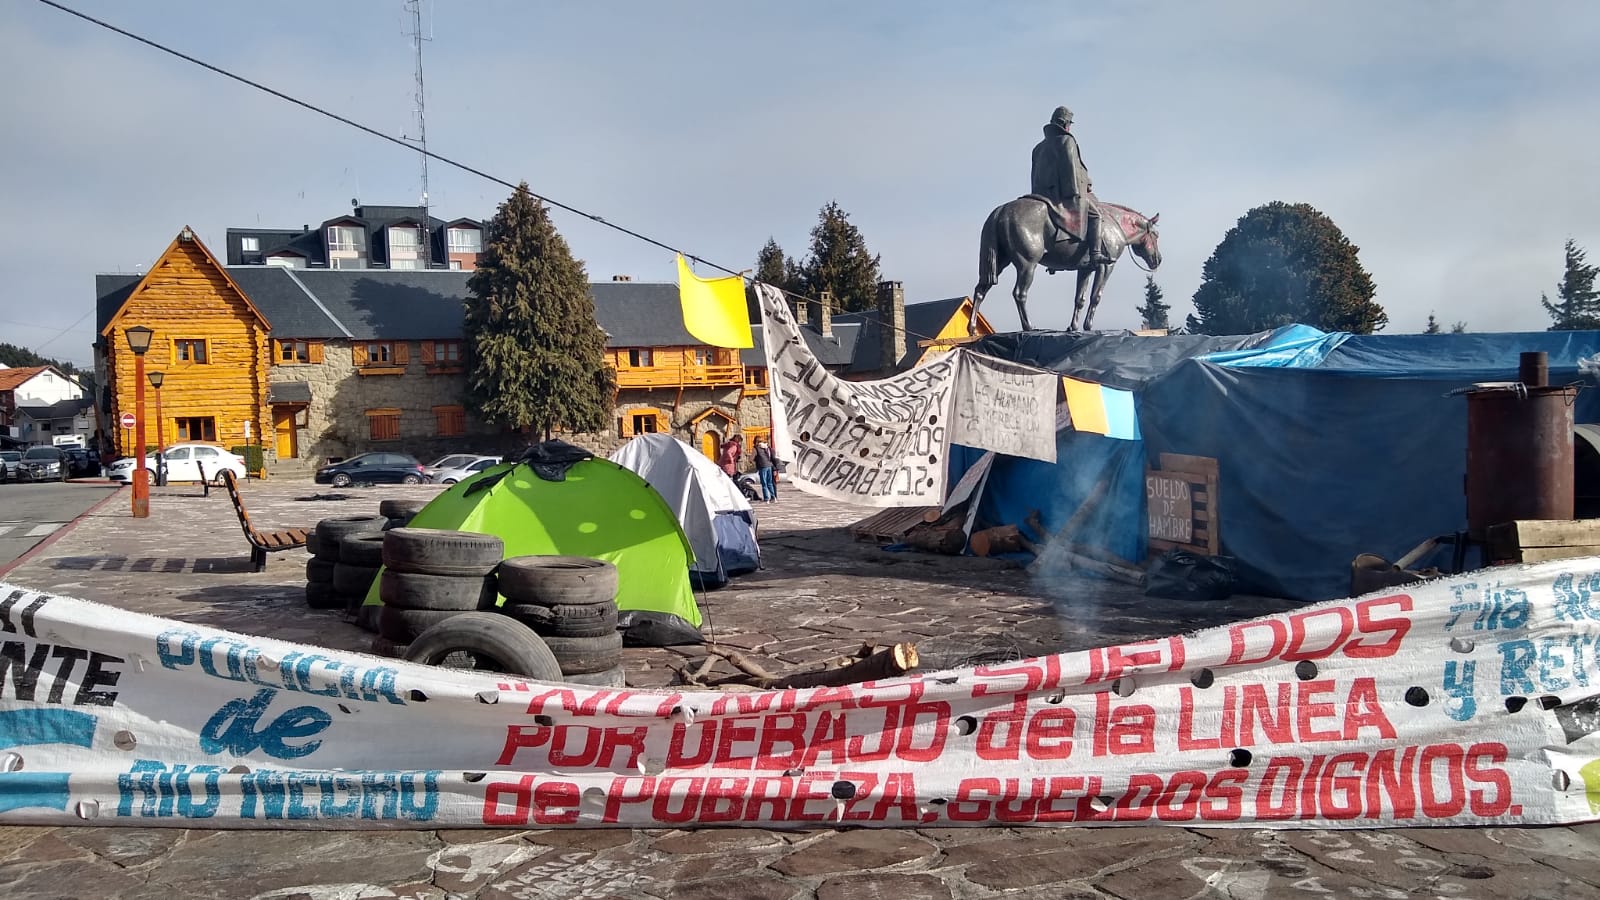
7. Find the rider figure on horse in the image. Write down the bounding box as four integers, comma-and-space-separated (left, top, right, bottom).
1031, 105, 1111, 266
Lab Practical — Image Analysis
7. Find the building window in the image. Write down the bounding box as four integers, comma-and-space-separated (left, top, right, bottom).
176, 417, 217, 441
366, 342, 393, 364
241, 236, 260, 252
174, 339, 209, 363
627, 349, 653, 367
632, 414, 659, 434
276, 340, 322, 364
422, 340, 462, 369
434, 405, 466, 437
327, 225, 365, 253
389, 259, 420, 270
266, 255, 305, 269
744, 367, 768, 389
366, 409, 401, 441
354, 341, 408, 373
331, 256, 366, 270
623, 408, 667, 437
447, 228, 482, 253
449, 260, 462, 270
389, 226, 422, 249
694, 348, 715, 366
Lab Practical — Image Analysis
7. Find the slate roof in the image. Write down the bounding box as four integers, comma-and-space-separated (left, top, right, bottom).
588, 282, 698, 348
267, 382, 313, 404
16, 397, 93, 420
225, 268, 349, 339
225, 205, 486, 267
290, 270, 473, 341
95, 275, 141, 335
836, 296, 970, 374
741, 323, 862, 368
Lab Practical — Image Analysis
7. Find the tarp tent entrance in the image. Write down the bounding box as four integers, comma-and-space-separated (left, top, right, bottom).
364, 443, 702, 626
610, 433, 760, 589
958, 326, 1600, 603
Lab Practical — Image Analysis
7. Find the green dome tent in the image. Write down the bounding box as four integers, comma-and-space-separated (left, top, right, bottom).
362, 451, 701, 626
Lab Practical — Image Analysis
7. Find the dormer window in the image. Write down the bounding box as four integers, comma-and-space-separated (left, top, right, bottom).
389, 226, 422, 249
447, 227, 482, 253
240, 237, 260, 252
326, 225, 365, 253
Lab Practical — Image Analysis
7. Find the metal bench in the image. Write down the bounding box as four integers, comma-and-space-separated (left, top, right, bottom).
219, 469, 310, 571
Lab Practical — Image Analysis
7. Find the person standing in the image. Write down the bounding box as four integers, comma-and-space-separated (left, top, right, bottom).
752, 437, 777, 502
718, 434, 743, 479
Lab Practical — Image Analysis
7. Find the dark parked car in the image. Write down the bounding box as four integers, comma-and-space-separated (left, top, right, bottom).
17, 446, 69, 482
60, 446, 97, 478
314, 452, 427, 486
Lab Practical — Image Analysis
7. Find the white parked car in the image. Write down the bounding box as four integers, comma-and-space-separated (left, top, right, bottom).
431, 455, 503, 484
105, 443, 248, 485
421, 453, 479, 482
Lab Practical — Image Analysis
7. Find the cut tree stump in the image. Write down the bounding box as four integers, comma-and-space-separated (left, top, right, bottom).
776, 643, 919, 689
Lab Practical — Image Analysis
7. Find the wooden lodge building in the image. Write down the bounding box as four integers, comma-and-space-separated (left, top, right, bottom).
94, 221, 991, 474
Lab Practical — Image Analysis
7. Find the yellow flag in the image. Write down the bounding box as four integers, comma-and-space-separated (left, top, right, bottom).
676, 254, 753, 348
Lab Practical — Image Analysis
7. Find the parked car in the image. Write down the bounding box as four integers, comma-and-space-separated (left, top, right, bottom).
0, 450, 19, 483
60, 446, 98, 478
422, 454, 479, 482
17, 446, 69, 482
314, 452, 427, 486
430, 455, 503, 485
104, 443, 247, 485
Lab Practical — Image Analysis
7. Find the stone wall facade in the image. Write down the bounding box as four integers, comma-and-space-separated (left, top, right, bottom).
269, 346, 773, 467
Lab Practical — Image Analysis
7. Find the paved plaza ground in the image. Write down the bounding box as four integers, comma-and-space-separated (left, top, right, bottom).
0, 480, 1597, 899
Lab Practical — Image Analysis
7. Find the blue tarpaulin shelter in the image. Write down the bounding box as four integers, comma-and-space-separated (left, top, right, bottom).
959, 327, 1600, 602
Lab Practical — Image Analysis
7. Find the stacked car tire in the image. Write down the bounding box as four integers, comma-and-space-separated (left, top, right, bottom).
376, 527, 503, 655
380, 498, 427, 531
497, 556, 624, 686
306, 515, 387, 611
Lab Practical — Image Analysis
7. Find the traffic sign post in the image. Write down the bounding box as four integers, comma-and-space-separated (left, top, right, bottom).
120, 412, 136, 429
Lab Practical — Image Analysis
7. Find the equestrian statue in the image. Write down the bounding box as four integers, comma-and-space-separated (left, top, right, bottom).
971, 106, 1162, 333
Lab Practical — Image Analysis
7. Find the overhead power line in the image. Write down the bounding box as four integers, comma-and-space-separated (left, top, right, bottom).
36, 0, 943, 345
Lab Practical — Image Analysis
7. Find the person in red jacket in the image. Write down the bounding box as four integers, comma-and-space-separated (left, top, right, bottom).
718, 435, 743, 478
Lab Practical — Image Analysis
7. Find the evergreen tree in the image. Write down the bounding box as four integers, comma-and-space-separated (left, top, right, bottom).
1541, 239, 1600, 330
0, 342, 80, 374
798, 201, 882, 313
1424, 313, 1441, 334
1135, 276, 1171, 330
463, 183, 615, 440
748, 237, 800, 319
1189, 201, 1386, 335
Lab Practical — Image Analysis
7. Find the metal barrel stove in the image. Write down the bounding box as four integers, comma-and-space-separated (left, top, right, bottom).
1464, 351, 1577, 539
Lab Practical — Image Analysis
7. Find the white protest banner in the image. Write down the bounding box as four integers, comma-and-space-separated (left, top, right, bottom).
756, 283, 957, 507
951, 351, 1058, 463
5, 560, 1600, 830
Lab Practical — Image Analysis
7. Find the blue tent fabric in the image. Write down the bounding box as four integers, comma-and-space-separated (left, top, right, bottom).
714, 511, 761, 577
1197, 325, 1351, 368
958, 328, 1600, 603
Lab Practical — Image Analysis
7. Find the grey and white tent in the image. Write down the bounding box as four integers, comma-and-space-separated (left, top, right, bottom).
610, 434, 760, 588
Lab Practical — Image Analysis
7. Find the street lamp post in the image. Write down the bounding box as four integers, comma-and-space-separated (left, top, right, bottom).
148, 370, 166, 487
124, 325, 154, 518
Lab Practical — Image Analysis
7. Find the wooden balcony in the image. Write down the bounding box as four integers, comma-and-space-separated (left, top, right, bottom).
615, 364, 745, 389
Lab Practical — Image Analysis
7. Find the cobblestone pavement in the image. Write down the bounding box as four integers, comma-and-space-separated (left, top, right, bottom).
2, 480, 1599, 899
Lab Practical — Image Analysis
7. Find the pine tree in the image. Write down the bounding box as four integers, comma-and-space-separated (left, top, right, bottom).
1135, 276, 1171, 330
748, 237, 800, 319
1189, 202, 1385, 335
1541, 239, 1600, 331
1424, 313, 1441, 334
463, 183, 615, 440
798, 201, 882, 313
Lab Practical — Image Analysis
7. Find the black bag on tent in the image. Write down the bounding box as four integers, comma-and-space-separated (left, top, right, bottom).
1145, 549, 1238, 602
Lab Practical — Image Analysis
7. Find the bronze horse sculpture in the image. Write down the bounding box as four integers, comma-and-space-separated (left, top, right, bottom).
971, 196, 1162, 333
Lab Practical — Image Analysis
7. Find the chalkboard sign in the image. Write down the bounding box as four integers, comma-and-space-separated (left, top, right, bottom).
1145, 453, 1220, 557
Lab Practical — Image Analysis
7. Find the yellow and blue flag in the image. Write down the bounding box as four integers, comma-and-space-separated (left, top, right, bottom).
1061, 376, 1140, 440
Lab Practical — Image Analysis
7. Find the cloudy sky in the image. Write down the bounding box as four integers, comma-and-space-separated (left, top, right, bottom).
4, 0, 1598, 366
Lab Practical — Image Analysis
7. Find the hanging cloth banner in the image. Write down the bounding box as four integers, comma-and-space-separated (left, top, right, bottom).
676, 254, 753, 349
6, 559, 1600, 829
951, 352, 1059, 463
755, 283, 958, 507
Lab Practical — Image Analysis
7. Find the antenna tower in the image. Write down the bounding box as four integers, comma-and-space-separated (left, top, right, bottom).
404, 0, 431, 267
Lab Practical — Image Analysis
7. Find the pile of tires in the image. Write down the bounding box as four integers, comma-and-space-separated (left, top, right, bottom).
380, 498, 427, 531
375, 527, 503, 657
305, 515, 387, 612
496, 556, 624, 686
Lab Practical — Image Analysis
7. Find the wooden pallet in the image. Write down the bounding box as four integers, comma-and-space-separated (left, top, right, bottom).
1486, 520, 1600, 564
849, 506, 940, 544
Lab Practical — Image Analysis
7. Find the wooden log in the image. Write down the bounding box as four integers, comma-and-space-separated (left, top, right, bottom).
971, 525, 1027, 557
704, 645, 782, 685
923, 506, 949, 524
1061, 540, 1143, 572
776, 643, 919, 689
1054, 474, 1113, 544
1059, 549, 1146, 586
904, 521, 967, 554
